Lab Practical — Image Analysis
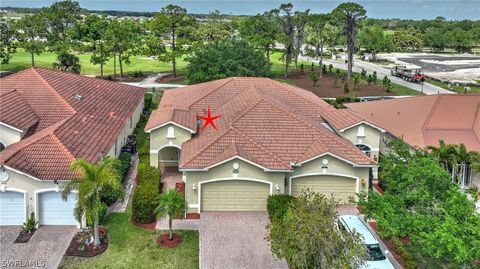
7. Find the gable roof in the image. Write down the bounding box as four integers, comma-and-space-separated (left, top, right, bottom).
146, 77, 374, 171
345, 95, 480, 151
0, 68, 146, 180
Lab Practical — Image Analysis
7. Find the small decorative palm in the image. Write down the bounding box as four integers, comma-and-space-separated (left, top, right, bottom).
156, 189, 187, 241
62, 158, 120, 246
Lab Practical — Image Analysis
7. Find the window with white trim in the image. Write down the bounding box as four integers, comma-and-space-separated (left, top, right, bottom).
357, 125, 365, 137
167, 126, 175, 138
356, 144, 371, 157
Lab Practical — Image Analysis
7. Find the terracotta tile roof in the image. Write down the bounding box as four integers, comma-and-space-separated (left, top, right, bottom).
346, 95, 480, 151
0, 90, 39, 132
147, 77, 374, 170
0, 68, 146, 180
320, 108, 384, 131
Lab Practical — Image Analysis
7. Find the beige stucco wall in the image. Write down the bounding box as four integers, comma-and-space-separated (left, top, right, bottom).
107, 98, 144, 158
0, 124, 23, 148
289, 155, 370, 195
0, 168, 74, 225
183, 158, 286, 213
340, 123, 381, 160
471, 173, 480, 188
149, 124, 192, 167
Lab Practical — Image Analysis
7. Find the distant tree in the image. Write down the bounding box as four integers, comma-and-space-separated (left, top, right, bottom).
197, 10, 232, 43
324, 22, 344, 54
392, 27, 423, 51
14, 14, 48, 67
332, 2, 366, 79
53, 52, 81, 73
187, 39, 271, 84
305, 13, 330, 78
42, 0, 82, 53
105, 18, 141, 78
77, 15, 111, 78
293, 9, 310, 69
445, 28, 474, 53
271, 3, 295, 78
267, 191, 367, 269
358, 26, 394, 61
236, 13, 279, 64
147, 5, 196, 77
424, 28, 447, 52
0, 15, 16, 64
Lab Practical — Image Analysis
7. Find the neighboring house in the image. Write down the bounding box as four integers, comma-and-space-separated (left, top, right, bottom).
146, 77, 385, 213
0, 68, 145, 226
346, 94, 480, 188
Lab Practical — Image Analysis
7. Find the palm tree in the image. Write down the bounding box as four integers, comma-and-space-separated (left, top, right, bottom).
156, 189, 187, 240
62, 158, 120, 246
427, 140, 458, 176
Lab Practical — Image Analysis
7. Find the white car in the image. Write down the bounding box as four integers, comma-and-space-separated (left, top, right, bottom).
339, 215, 395, 269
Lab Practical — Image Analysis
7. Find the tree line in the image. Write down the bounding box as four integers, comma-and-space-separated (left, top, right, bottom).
1, 1, 478, 81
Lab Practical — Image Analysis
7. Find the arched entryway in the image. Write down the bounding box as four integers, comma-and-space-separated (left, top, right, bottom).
158, 145, 180, 168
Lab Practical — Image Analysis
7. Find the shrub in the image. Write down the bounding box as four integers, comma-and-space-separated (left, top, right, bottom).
343, 83, 350, 94
328, 64, 333, 73
310, 72, 319, 87
86, 202, 108, 226
114, 153, 132, 182
100, 154, 130, 206
300, 63, 304, 73
267, 194, 296, 223
23, 212, 37, 233
322, 64, 327, 74
137, 162, 160, 185
132, 182, 159, 223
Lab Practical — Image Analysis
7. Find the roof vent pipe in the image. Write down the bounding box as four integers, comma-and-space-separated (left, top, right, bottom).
75, 95, 82, 100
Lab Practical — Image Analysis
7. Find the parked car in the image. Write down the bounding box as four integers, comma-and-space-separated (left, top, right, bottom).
339, 215, 395, 269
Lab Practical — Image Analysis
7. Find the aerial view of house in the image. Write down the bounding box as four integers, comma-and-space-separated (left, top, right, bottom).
0, 67, 145, 226
0, 1, 479, 269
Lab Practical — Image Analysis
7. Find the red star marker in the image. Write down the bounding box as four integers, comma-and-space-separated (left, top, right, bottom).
198, 107, 221, 131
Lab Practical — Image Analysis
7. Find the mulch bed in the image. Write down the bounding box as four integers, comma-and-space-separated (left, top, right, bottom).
155, 74, 187, 84
132, 216, 157, 230
278, 70, 395, 98
14, 230, 35, 243
65, 228, 108, 257
186, 213, 200, 219
156, 233, 183, 248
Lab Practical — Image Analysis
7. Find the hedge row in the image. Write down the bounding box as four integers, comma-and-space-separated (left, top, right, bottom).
100, 153, 131, 206
132, 159, 160, 224
267, 194, 296, 223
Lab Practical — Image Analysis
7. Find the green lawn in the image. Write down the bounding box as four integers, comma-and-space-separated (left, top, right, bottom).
0, 49, 188, 76
59, 204, 199, 269
425, 78, 480, 94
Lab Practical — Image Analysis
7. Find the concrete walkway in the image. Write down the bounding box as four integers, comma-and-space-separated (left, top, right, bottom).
299, 55, 455, 95
121, 73, 186, 89
107, 153, 138, 214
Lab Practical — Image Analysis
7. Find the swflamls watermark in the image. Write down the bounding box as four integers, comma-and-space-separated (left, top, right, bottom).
1, 259, 46, 268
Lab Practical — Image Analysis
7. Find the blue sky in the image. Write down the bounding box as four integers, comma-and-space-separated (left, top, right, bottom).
2, 0, 479, 20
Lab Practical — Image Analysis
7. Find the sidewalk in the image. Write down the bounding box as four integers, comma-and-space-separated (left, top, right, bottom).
156, 216, 201, 230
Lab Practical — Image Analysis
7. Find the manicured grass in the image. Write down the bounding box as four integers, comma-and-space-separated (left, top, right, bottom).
389, 82, 423, 96
59, 204, 199, 269
425, 78, 480, 94
0, 49, 188, 76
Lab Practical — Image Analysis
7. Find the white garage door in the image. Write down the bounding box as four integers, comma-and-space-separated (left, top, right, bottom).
0, 191, 26, 225
38, 191, 78, 225
201, 180, 270, 211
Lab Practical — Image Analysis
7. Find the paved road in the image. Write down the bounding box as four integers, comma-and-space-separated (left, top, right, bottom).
0, 225, 76, 269
300, 56, 455, 95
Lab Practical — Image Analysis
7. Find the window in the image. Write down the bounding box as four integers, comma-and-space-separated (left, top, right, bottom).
356, 144, 371, 157
366, 244, 387, 261
167, 126, 175, 138
357, 125, 365, 137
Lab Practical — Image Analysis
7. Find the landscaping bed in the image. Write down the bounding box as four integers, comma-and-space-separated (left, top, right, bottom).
65, 227, 108, 257
132, 216, 157, 230
14, 229, 35, 243
156, 233, 183, 248
278, 69, 421, 97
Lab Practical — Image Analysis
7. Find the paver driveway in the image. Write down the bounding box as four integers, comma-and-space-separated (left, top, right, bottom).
200, 212, 288, 269
0, 225, 76, 269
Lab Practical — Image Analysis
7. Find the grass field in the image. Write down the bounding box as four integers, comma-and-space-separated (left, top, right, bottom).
426, 78, 480, 94
0, 49, 188, 76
